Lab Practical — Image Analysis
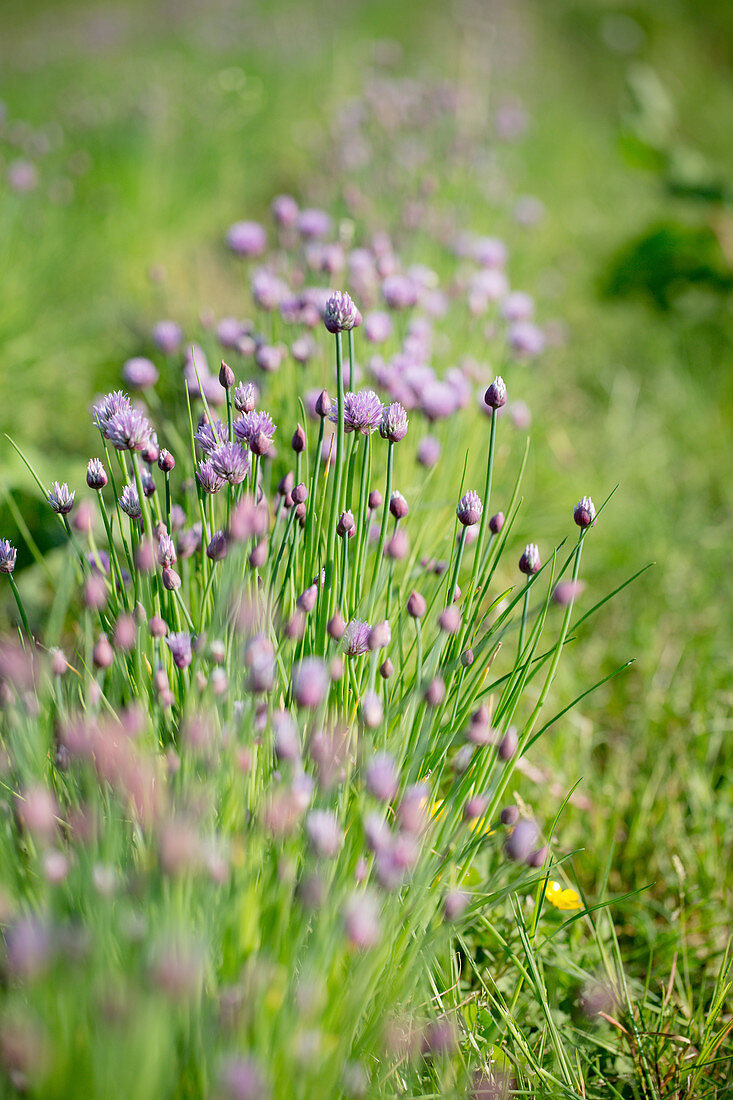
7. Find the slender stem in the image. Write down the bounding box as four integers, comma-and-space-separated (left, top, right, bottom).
347, 328, 355, 391
165, 471, 171, 532
325, 332, 346, 613
8, 574, 32, 642
370, 440, 394, 596
518, 577, 530, 657
415, 619, 423, 688
468, 409, 498, 609
447, 526, 468, 609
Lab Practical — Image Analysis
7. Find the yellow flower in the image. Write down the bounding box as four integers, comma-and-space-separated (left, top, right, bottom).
545, 880, 582, 911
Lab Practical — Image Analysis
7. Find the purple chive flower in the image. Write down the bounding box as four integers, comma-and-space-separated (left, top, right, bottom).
48, 481, 75, 515
86, 458, 107, 490
305, 809, 343, 859
337, 511, 355, 539
298, 207, 331, 239
234, 410, 276, 448
553, 579, 586, 605
519, 543, 541, 575
344, 889, 381, 949
152, 320, 183, 355
382, 274, 419, 310
122, 356, 159, 390
389, 491, 408, 520
291, 335, 315, 364
508, 320, 545, 357
105, 406, 152, 452
292, 657, 330, 709
119, 484, 141, 519
226, 220, 267, 258
573, 495, 597, 529
329, 390, 383, 435
407, 591, 426, 619
271, 192, 299, 227
417, 436, 441, 468
484, 376, 507, 410
368, 620, 391, 650
489, 512, 504, 534
219, 360, 235, 389
218, 1056, 267, 1100
0, 539, 17, 574
251, 269, 287, 312
324, 290, 361, 334
233, 380, 259, 413
254, 344, 283, 374
501, 291, 534, 322
92, 390, 131, 435
196, 461, 226, 495
343, 620, 371, 657
364, 310, 393, 344
457, 490, 483, 527
207, 531, 228, 561
166, 632, 193, 670
505, 819, 539, 862
210, 441, 251, 485
194, 418, 227, 456
157, 532, 177, 567
365, 753, 399, 802
379, 402, 409, 443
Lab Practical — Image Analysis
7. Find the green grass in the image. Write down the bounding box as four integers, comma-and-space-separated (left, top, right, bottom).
0, 0, 731, 1094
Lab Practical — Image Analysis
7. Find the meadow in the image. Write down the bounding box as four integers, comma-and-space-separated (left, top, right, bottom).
0, 1, 731, 1096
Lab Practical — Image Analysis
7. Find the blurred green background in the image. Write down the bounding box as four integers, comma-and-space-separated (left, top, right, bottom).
1, 0, 731, 1022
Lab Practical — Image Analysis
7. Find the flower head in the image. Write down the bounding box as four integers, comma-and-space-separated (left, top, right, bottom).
157, 532, 177, 568
379, 402, 409, 443
105, 406, 152, 452
225, 220, 266, 258
324, 290, 361, 334
92, 390, 131, 435
86, 458, 107, 490
573, 495, 596, 529
234, 410, 276, 449
166, 632, 193, 670
210, 441, 251, 485
48, 481, 75, 515
194, 418, 227, 456
457, 489, 483, 527
152, 320, 183, 355
119, 484, 141, 519
196, 461, 225, 495
330, 390, 383, 435
122, 357, 158, 390
484, 376, 507, 410
519, 543, 541, 575
0, 539, 17, 574
233, 380, 258, 414
343, 620, 371, 657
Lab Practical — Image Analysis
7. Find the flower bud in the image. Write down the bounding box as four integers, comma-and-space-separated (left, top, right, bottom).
291, 423, 306, 453
315, 390, 332, 418
489, 511, 504, 534
484, 376, 507, 409
519, 543, 540, 575
219, 360, 235, 389
573, 495, 596, 529
389, 491, 408, 520
407, 591, 426, 619
368, 489, 382, 510
93, 635, 114, 669
158, 448, 175, 473
379, 658, 393, 679
292, 482, 308, 504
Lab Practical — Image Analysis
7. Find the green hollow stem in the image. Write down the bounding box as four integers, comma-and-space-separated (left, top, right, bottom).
467, 408, 498, 611
325, 332, 345, 616
518, 577, 531, 657
305, 417, 325, 577
347, 328, 355, 391
447, 525, 468, 609
351, 432, 371, 607
165, 471, 171, 532
370, 439, 394, 597
8, 574, 32, 642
